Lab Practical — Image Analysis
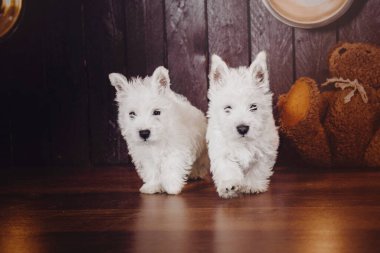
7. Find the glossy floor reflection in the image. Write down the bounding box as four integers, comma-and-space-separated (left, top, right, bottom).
0, 167, 379, 253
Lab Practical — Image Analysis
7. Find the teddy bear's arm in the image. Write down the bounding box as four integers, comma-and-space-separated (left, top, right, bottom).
277, 77, 332, 167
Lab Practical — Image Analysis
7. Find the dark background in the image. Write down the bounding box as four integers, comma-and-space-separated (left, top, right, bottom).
1, 0, 379, 168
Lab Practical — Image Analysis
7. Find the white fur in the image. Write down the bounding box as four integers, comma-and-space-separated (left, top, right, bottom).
109, 67, 208, 195
206, 52, 279, 198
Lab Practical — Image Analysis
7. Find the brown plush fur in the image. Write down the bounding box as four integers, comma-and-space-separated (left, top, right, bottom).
278, 78, 332, 167
365, 129, 380, 167
277, 42, 380, 168
324, 84, 378, 167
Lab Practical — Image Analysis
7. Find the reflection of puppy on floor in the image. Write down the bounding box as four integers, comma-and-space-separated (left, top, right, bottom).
206, 52, 279, 198
109, 67, 208, 195
132, 195, 189, 252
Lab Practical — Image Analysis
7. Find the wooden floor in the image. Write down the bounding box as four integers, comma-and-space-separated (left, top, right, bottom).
0, 167, 379, 253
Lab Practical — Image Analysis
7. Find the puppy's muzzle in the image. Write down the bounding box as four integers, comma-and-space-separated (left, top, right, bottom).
139, 129, 151, 141
236, 125, 249, 136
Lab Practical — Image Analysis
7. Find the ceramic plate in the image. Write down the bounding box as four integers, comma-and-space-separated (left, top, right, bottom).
262, 0, 354, 29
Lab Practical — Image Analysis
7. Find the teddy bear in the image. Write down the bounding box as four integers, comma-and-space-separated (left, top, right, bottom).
277, 42, 380, 168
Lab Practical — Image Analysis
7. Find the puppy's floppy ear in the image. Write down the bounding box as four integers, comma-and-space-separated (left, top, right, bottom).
152, 66, 170, 89
249, 51, 269, 90
209, 54, 229, 85
109, 73, 129, 93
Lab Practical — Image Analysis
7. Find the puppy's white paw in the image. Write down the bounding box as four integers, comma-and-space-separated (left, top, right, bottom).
139, 183, 162, 194
217, 180, 240, 199
162, 182, 183, 195
241, 180, 269, 194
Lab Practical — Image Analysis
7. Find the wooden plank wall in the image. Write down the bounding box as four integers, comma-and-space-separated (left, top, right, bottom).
1, 1, 50, 167
0, 0, 379, 168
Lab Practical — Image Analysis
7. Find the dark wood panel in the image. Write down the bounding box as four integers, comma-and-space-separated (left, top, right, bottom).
45, 0, 89, 165
144, 0, 166, 74
339, 0, 380, 43
166, 0, 208, 111
3, 0, 51, 166
0, 167, 379, 253
83, 0, 126, 165
0, 35, 12, 166
0, 90, 11, 167
207, 0, 249, 67
125, 0, 147, 77
295, 26, 337, 84
250, 0, 293, 99
125, 0, 166, 75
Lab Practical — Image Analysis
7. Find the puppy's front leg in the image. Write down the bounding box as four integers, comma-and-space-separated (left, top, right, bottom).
211, 158, 244, 198
138, 160, 162, 194
241, 158, 274, 194
160, 153, 191, 195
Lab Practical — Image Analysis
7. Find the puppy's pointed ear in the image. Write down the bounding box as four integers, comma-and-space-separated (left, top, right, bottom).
152, 66, 170, 89
109, 73, 129, 93
209, 54, 229, 85
250, 51, 269, 90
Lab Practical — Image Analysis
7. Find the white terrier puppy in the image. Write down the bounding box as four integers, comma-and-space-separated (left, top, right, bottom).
206, 52, 279, 198
109, 67, 208, 195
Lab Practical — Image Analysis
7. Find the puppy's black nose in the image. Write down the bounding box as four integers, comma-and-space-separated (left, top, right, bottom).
139, 129, 151, 140
237, 125, 249, 136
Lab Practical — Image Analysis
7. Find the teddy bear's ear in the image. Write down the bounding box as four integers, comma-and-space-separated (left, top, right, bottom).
152, 66, 171, 90
209, 54, 229, 86
109, 73, 129, 93
249, 51, 269, 90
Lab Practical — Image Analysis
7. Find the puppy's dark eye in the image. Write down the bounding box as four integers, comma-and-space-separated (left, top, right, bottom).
153, 109, 161, 116
129, 111, 136, 118
250, 104, 257, 111
224, 105, 232, 113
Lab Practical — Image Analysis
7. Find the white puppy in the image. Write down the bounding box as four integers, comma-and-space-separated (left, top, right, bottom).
206, 52, 279, 198
109, 67, 208, 195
